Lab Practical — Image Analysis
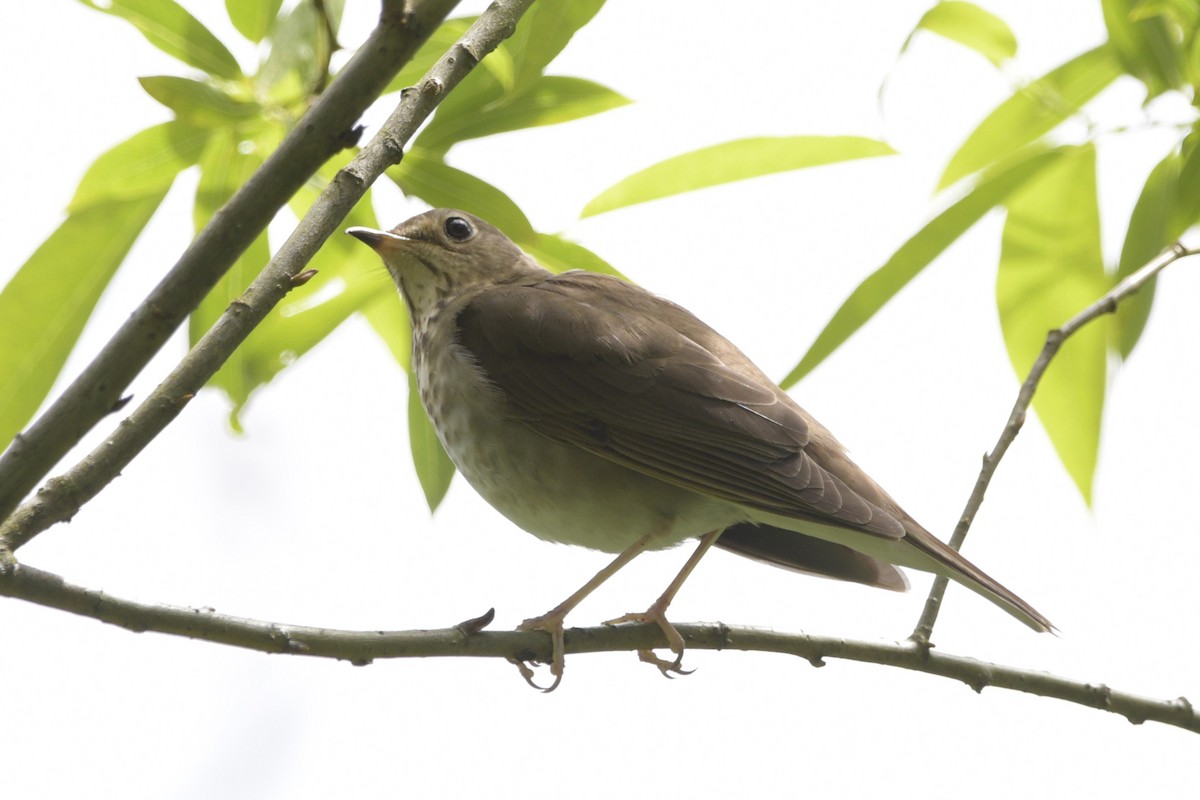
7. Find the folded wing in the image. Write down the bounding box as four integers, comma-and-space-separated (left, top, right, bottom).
455, 271, 908, 541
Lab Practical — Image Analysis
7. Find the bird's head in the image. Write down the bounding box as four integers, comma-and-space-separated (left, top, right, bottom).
348, 208, 544, 325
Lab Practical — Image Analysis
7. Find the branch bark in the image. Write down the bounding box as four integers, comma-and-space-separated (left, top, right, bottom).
0, 0, 538, 554
0, 0, 460, 526
910, 243, 1198, 644
2, 0, 1194, 743
1, 560, 1194, 735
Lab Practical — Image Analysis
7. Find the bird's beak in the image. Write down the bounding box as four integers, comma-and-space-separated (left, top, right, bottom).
346, 226, 412, 253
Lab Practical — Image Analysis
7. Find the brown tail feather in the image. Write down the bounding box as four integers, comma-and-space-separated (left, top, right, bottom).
717, 523, 909, 591
904, 524, 1054, 633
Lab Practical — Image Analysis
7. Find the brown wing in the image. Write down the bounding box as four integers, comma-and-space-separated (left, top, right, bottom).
716, 522, 909, 590
455, 271, 907, 541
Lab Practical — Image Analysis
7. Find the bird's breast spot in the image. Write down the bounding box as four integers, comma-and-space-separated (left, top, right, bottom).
416, 349, 740, 553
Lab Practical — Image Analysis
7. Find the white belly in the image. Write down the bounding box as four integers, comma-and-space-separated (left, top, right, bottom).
417, 340, 742, 553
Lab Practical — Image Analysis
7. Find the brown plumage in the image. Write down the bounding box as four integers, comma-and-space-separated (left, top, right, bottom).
349, 208, 1051, 689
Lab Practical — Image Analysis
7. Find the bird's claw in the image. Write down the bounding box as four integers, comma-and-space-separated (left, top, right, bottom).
511, 612, 567, 692
634, 648, 694, 678
506, 655, 563, 693
604, 605, 692, 679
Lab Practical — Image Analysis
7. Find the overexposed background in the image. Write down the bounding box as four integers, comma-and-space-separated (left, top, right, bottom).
2, 1, 1197, 797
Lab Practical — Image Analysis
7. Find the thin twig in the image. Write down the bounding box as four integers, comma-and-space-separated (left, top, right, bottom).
311, 0, 342, 95
0, 559, 1194, 735
910, 243, 1199, 645
0, 0, 538, 555
0, 0, 461, 527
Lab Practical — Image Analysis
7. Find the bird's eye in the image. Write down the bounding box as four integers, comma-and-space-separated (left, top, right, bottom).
444, 216, 474, 242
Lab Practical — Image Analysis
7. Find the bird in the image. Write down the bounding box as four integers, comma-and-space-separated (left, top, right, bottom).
347, 208, 1052, 691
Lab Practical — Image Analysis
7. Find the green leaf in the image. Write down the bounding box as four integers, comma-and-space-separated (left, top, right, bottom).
1102, 0, 1184, 98
0, 192, 168, 451
388, 151, 536, 240
76, 0, 242, 80
3, 122, 197, 444
583, 135, 896, 218
362, 289, 412, 370
257, 0, 332, 100
191, 128, 265, 250
387, 153, 622, 277
215, 142, 389, 421
408, 371, 456, 511
524, 233, 622, 277
1113, 150, 1181, 357
384, 16, 519, 95
782, 146, 1064, 388
319, 0, 346, 34
1135, 0, 1200, 30
190, 130, 270, 427
1172, 129, 1200, 231
938, 45, 1121, 190
383, 18, 511, 95
230, 199, 392, 415
416, 76, 629, 154
997, 144, 1108, 502
1110, 128, 1200, 358
1187, 24, 1200, 87
69, 121, 210, 213
506, 0, 605, 91
226, 0, 283, 42
237, 277, 394, 404
139, 76, 262, 128
907, 1, 1018, 66
411, 69, 507, 158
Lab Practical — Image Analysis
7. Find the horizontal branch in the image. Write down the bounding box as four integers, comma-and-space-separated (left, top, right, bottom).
911, 243, 1200, 644
0, 0, 537, 554
2, 559, 1194, 735
0, 0, 460, 525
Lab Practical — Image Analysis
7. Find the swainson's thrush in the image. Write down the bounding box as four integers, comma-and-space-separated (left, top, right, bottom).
349, 209, 1051, 690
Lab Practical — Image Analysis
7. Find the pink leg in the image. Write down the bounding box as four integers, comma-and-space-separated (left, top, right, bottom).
605, 529, 723, 676
512, 530, 660, 692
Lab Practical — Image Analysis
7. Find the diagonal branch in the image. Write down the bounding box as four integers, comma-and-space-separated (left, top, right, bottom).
1, 559, 1194, 735
0, 0, 459, 526
910, 243, 1199, 645
0, 0, 538, 555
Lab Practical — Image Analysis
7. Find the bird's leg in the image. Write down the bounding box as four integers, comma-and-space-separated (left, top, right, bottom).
512, 530, 659, 692
605, 529, 723, 677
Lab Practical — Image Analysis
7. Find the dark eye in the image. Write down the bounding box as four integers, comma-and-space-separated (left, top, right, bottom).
444, 216, 474, 242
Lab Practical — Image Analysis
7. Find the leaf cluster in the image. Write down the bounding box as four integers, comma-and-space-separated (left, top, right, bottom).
788, 0, 1200, 502
2, 0, 1197, 512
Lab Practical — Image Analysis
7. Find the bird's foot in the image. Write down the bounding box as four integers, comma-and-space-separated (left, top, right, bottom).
509, 611, 568, 692
604, 603, 694, 678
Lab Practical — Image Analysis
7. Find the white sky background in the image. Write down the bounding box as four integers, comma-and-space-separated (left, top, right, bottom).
2, 0, 1198, 796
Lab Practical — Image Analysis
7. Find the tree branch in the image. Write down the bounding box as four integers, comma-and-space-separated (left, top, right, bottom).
1, 559, 1194, 734
910, 244, 1199, 644
0, 0, 537, 554
0, 0, 461, 526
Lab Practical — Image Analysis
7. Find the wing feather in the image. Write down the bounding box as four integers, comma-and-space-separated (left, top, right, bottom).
456, 271, 906, 540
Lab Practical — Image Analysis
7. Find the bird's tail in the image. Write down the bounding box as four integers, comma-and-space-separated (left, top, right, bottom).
904, 524, 1054, 633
